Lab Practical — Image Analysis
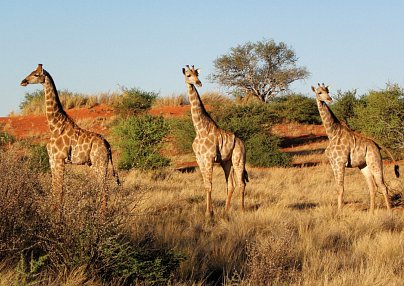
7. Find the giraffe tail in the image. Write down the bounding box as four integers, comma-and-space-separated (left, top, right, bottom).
104, 140, 121, 186
380, 145, 400, 178
243, 169, 249, 183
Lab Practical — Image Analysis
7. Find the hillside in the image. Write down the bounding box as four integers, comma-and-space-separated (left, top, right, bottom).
0, 105, 328, 167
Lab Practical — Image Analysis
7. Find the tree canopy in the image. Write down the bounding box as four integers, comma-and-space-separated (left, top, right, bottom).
210, 39, 309, 102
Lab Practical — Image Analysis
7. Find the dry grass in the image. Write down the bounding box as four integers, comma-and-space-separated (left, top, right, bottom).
153, 93, 189, 107
0, 147, 403, 285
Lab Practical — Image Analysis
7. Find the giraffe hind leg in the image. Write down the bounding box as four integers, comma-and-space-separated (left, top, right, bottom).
361, 166, 377, 212
221, 160, 234, 212
370, 166, 392, 211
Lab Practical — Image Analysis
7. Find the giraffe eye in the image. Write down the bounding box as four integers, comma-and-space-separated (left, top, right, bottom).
186, 74, 191, 77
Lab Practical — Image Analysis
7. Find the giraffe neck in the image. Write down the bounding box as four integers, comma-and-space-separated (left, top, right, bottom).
43, 70, 70, 135
186, 83, 217, 134
316, 99, 341, 139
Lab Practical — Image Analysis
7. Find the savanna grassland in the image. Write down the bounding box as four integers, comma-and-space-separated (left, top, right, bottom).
1, 145, 403, 285
1, 86, 403, 285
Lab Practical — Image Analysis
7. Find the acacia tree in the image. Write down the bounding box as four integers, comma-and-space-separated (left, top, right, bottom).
210, 39, 309, 102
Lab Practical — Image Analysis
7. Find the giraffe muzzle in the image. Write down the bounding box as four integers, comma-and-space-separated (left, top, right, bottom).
20, 79, 28, 86
196, 81, 202, 87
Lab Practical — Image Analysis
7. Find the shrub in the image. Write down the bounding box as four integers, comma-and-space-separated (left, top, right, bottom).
28, 143, 50, 172
267, 94, 321, 124
330, 89, 359, 124
212, 103, 279, 142
169, 115, 196, 154
0, 149, 183, 285
95, 235, 184, 285
0, 131, 15, 147
113, 114, 170, 170
246, 133, 291, 167
349, 84, 404, 156
114, 87, 158, 117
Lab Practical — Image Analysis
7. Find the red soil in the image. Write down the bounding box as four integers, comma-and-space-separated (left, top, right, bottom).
0, 104, 115, 139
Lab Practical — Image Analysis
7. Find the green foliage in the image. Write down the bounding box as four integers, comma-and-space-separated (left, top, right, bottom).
210, 39, 309, 102
16, 253, 49, 285
19, 89, 45, 114
246, 133, 291, 167
0, 131, 15, 147
267, 94, 321, 124
212, 103, 279, 142
114, 87, 158, 117
349, 84, 404, 155
113, 114, 170, 170
212, 103, 290, 167
28, 143, 50, 172
330, 89, 360, 124
169, 115, 196, 154
96, 236, 184, 285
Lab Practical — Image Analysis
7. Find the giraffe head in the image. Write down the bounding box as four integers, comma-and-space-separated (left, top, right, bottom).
182, 65, 202, 87
20, 64, 46, 86
311, 83, 332, 103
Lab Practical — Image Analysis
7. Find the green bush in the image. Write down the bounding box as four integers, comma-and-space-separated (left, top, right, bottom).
330, 89, 360, 124
95, 236, 184, 285
169, 115, 196, 154
0, 131, 15, 147
113, 114, 170, 170
246, 133, 291, 167
267, 94, 321, 124
28, 143, 50, 172
349, 84, 404, 156
212, 103, 279, 142
114, 87, 158, 117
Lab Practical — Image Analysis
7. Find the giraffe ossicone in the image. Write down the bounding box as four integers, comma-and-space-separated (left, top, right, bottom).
20, 64, 120, 214
183, 65, 249, 217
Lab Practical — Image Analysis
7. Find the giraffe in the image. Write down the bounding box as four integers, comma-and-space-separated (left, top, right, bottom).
182, 65, 249, 216
311, 83, 399, 212
21, 64, 120, 213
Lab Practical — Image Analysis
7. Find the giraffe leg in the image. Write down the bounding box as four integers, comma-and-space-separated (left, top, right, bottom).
90, 143, 109, 215
361, 166, 377, 213
199, 160, 214, 217
371, 166, 392, 211
232, 139, 247, 211
221, 160, 234, 212
46, 143, 55, 171
52, 159, 65, 214
331, 163, 345, 210
233, 165, 246, 212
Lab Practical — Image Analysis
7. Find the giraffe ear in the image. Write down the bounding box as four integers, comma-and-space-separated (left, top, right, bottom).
326, 85, 330, 91
182, 68, 186, 75
311, 86, 316, 92
196, 68, 201, 75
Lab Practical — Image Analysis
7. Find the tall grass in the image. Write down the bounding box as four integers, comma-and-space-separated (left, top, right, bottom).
0, 144, 403, 285
19, 89, 121, 115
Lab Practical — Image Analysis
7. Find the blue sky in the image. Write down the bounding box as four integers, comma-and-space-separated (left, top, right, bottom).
0, 0, 403, 116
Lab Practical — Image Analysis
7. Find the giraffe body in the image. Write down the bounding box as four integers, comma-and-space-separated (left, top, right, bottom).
183, 65, 248, 216
21, 64, 119, 213
312, 83, 399, 211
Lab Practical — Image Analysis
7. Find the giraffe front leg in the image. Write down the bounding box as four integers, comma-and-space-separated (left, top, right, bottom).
46, 143, 55, 171
200, 160, 214, 217
331, 163, 345, 210
52, 159, 65, 215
